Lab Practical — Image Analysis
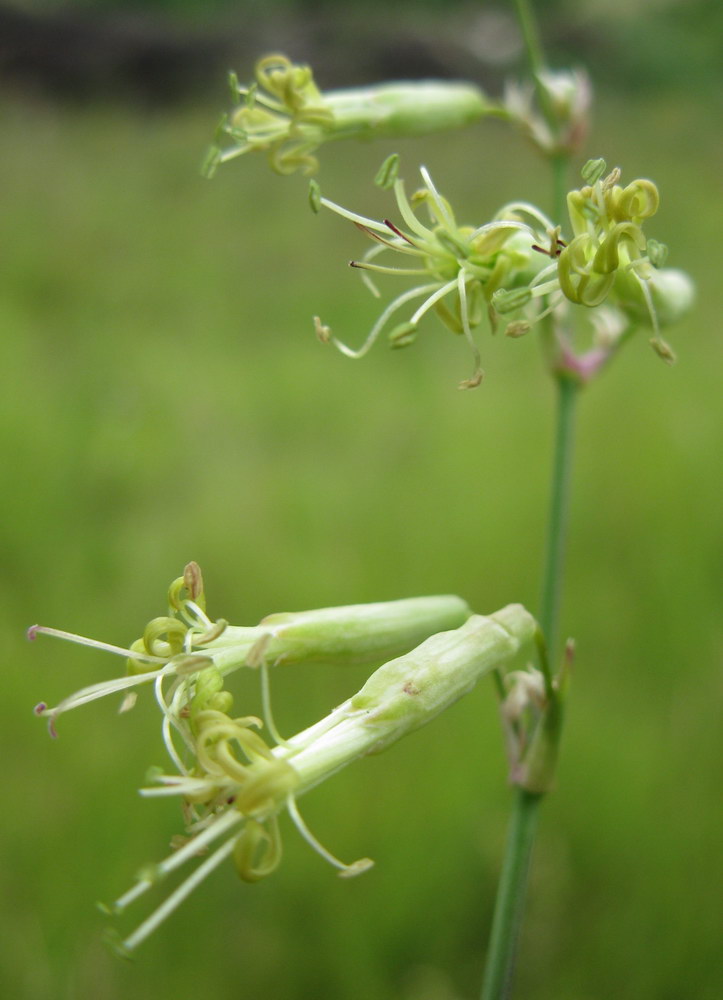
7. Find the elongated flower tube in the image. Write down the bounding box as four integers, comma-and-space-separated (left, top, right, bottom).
203, 54, 494, 177
30, 563, 471, 740
313, 163, 551, 387
100, 604, 536, 953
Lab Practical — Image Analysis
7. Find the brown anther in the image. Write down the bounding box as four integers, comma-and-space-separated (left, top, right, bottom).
183, 562, 204, 602
384, 219, 414, 244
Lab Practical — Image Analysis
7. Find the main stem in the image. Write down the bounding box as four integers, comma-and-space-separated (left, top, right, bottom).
480, 375, 577, 1000
538, 374, 577, 652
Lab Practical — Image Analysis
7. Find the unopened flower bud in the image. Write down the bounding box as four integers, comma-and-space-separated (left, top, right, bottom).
388, 322, 418, 348
645, 238, 669, 269
581, 157, 606, 185
492, 287, 533, 315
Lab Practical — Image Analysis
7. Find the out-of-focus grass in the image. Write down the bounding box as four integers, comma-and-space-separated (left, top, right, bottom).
1, 94, 721, 1000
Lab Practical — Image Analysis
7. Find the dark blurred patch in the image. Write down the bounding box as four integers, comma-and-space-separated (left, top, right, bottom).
0, 3, 235, 103
0, 3, 526, 105
0, 2, 717, 107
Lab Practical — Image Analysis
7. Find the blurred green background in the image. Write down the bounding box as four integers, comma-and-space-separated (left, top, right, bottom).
2, 2, 721, 998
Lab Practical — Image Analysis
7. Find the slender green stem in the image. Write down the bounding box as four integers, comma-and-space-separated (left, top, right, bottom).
480, 375, 578, 1000
538, 374, 578, 657
480, 6, 578, 997
513, 0, 545, 77
480, 790, 541, 1000
551, 153, 568, 226
513, 0, 557, 139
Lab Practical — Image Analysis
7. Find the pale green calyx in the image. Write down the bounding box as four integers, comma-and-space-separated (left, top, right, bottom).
203, 54, 493, 177
95, 603, 535, 953
314, 163, 552, 387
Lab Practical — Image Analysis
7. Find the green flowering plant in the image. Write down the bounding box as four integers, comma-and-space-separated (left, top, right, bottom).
311, 155, 692, 387
31, 4, 695, 994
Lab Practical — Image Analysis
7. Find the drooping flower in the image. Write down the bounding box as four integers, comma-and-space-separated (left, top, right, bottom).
31, 562, 472, 741
29, 563, 536, 952
203, 54, 493, 177
100, 604, 536, 953
313, 163, 553, 387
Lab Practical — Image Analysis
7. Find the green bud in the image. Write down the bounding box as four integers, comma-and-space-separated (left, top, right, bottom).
581, 157, 606, 184
650, 336, 677, 365
646, 238, 668, 268
227, 70, 241, 104
513, 682, 564, 794
388, 322, 418, 348
504, 320, 531, 338
375, 153, 400, 190
491, 287, 533, 314
308, 179, 322, 214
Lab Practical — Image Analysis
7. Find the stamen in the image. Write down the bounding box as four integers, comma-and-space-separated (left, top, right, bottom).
636, 272, 660, 338
26, 625, 164, 665
36, 665, 172, 732
356, 223, 426, 257
120, 834, 239, 953
155, 673, 191, 772
178, 599, 212, 631
319, 196, 390, 234
419, 166, 455, 230
495, 201, 554, 234
383, 220, 419, 246
330, 283, 441, 359
393, 179, 437, 244
260, 660, 291, 748
457, 270, 483, 388
139, 775, 216, 798
285, 795, 373, 878
111, 808, 244, 915
350, 261, 432, 277
409, 279, 458, 326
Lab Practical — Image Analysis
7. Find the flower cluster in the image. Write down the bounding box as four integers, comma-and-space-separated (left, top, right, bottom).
313, 159, 693, 385
204, 54, 492, 177
31, 564, 538, 953
313, 161, 553, 387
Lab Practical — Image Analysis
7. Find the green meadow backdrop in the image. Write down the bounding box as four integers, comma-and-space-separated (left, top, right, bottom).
2, 9, 721, 998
